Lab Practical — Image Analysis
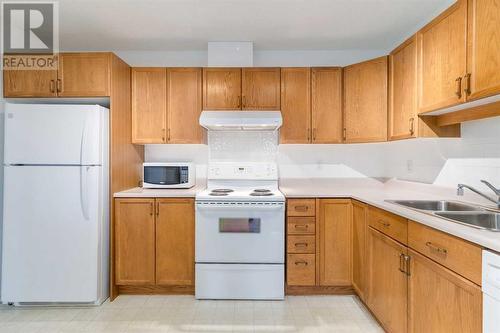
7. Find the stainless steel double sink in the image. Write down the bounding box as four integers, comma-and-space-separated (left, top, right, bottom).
386, 200, 500, 231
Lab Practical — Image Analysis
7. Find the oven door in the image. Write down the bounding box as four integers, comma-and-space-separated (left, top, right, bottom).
195, 201, 285, 264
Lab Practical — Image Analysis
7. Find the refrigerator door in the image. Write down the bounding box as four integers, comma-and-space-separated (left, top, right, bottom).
4, 104, 104, 165
1, 165, 101, 303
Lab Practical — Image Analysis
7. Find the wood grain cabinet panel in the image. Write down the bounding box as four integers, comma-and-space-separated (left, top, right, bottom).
352, 200, 367, 300
115, 199, 155, 285
57, 53, 111, 97
131, 68, 167, 144
242, 68, 280, 110
417, 0, 468, 113
280, 68, 311, 143
203, 68, 242, 110
3, 69, 57, 97
287, 235, 316, 254
368, 206, 408, 245
366, 227, 408, 333
466, 0, 500, 100
287, 199, 316, 217
343, 57, 388, 143
156, 199, 195, 286
288, 217, 316, 235
167, 68, 203, 143
311, 67, 343, 143
408, 249, 482, 333
287, 254, 316, 286
318, 199, 352, 286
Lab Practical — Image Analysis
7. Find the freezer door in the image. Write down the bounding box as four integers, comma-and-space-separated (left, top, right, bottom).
1, 165, 102, 303
4, 103, 105, 165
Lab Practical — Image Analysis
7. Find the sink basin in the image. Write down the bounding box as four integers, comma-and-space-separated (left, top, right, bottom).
434, 212, 500, 231
387, 200, 483, 212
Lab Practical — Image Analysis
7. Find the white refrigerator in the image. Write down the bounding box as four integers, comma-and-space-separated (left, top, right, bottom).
1, 103, 109, 305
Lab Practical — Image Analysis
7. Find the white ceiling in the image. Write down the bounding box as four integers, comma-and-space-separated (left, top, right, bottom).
58, 0, 454, 52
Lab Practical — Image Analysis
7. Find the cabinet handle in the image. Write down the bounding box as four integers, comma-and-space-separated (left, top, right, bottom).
294, 242, 308, 247
425, 241, 447, 255
168, 128, 171, 141
455, 77, 462, 99
464, 73, 471, 96
294, 261, 308, 266
343, 128, 347, 141
378, 219, 391, 228
294, 224, 309, 230
237, 96, 241, 108
312, 128, 317, 141
49, 80, 55, 93
404, 255, 411, 276
156, 202, 160, 216
162, 128, 166, 142
294, 205, 309, 212
398, 253, 406, 274
242, 95, 246, 108
56, 79, 62, 93
149, 202, 154, 216
409, 118, 415, 136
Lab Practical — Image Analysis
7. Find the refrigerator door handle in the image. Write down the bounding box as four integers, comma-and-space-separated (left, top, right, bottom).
80, 166, 90, 220
80, 117, 88, 166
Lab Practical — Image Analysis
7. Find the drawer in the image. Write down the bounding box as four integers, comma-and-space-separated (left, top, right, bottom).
287, 199, 316, 217
287, 235, 316, 254
287, 254, 316, 286
288, 217, 315, 234
408, 221, 482, 285
368, 206, 408, 245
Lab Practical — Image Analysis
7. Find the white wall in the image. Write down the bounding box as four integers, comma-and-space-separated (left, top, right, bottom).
0, 67, 4, 298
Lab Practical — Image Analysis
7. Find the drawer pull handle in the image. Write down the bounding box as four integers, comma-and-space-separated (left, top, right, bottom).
294, 205, 309, 212
425, 242, 447, 255
378, 219, 391, 228
294, 224, 309, 229
294, 242, 308, 247
294, 261, 308, 266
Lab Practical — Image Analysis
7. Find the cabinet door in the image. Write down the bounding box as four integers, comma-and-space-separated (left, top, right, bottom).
466, 0, 500, 100
156, 199, 195, 286
167, 68, 203, 143
318, 199, 352, 286
242, 68, 280, 110
344, 57, 388, 143
389, 36, 417, 140
352, 200, 367, 300
311, 68, 343, 143
202, 68, 241, 110
417, 0, 467, 113
408, 249, 482, 333
280, 68, 311, 144
366, 227, 408, 333
57, 53, 110, 97
115, 199, 155, 285
3, 69, 57, 97
131, 68, 167, 144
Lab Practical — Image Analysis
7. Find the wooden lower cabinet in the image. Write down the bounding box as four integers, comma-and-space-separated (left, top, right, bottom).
352, 200, 367, 300
287, 254, 316, 286
366, 227, 408, 333
408, 249, 482, 333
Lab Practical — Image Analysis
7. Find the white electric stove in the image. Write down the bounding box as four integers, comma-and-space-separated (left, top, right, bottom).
195, 162, 285, 300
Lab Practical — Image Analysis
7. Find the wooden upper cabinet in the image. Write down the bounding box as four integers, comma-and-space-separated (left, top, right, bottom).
3, 70, 57, 97
57, 53, 111, 97
352, 200, 367, 301
311, 68, 343, 143
389, 36, 417, 141
318, 199, 352, 286
241, 68, 281, 110
280, 68, 311, 144
366, 227, 408, 333
466, 0, 500, 100
156, 199, 195, 286
131, 68, 167, 144
203, 68, 242, 110
417, 0, 467, 113
408, 249, 482, 333
343, 56, 388, 143
115, 199, 156, 285
167, 68, 203, 143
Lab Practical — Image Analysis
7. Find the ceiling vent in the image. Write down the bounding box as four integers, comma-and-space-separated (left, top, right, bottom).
207, 42, 253, 67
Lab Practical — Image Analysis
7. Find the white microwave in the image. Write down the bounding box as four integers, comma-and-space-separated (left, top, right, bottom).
143, 163, 195, 189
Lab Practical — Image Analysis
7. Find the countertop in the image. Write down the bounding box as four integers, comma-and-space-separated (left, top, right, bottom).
113, 179, 206, 198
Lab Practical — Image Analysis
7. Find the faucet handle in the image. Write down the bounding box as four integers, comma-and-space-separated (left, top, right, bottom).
481, 180, 500, 195
457, 184, 464, 196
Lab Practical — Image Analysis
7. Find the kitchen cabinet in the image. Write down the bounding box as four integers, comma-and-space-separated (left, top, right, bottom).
417, 0, 467, 113
408, 249, 482, 333
366, 227, 408, 333
466, 0, 500, 100
131, 68, 167, 144
343, 56, 388, 143
352, 200, 367, 300
167, 68, 203, 143
156, 199, 195, 285
202, 68, 242, 110
318, 199, 352, 286
280, 68, 311, 144
241, 68, 281, 110
115, 198, 156, 285
3, 69, 58, 97
311, 67, 343, 143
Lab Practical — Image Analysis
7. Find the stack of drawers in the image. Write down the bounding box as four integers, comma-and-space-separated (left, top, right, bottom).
286, 199, 317, 286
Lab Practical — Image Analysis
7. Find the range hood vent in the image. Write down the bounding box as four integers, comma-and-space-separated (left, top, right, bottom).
199, 111, 282, 131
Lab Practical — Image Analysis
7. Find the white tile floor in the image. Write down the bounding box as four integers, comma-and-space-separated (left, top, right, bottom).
0, 295, 382, 333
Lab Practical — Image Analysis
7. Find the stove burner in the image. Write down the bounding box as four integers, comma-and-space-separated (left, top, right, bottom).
209, 192, 229, 196
250, 192, 274, 196
253, 189, 271, 193
211, 189, 234, 193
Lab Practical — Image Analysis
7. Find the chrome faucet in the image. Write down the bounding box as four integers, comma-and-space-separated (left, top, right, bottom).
457, 180, 500, 208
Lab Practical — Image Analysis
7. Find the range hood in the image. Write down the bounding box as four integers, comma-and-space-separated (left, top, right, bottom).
199, 111, 282, 131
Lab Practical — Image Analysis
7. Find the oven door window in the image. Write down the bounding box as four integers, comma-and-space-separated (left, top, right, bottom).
144, 166, 180, 185
219, 218, 261, 233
